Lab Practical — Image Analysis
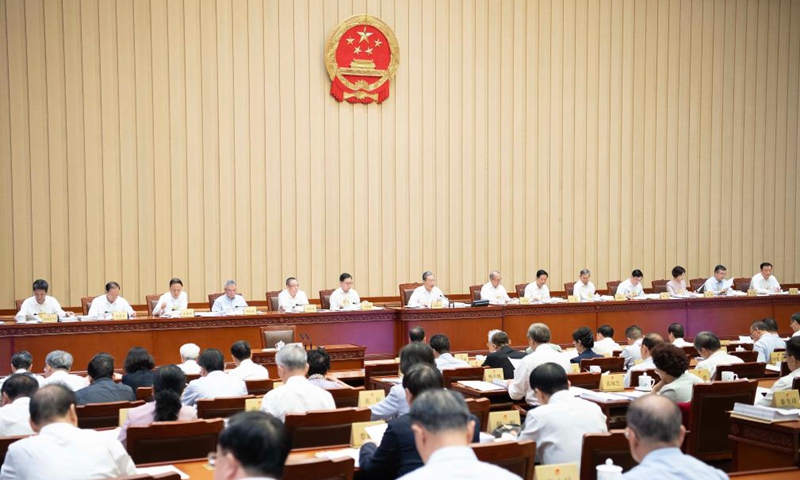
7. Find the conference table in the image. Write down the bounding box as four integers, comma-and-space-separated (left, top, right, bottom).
1, 294, 799, 376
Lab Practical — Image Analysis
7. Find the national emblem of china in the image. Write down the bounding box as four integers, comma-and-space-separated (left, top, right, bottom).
325, 15, 400, 104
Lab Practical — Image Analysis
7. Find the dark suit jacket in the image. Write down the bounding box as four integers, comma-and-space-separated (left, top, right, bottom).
482, 345, 527, 379
358, 414, 481, 480
75, 377, 136, 405
122, 370, 155, 392
570, 349, 603, 364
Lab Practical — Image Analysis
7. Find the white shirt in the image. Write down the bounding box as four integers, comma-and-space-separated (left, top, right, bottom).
228, 359, 270, 381
523, 283, 550, 301
407, 286, 447, 308
754, 333, 786, 363
518, 390, 608, 467
572, 281, 596, 301
435, 353, 470, 371
660, 372, 705, 403
0, 397, 34, 436
278, 289, 309, 312
88, 295, 135, 318
695, 350, 744, 379
480, 283, 511, 305
329, 288, 361, 310
0, 369, 45, 390
616, 279, 644, 297
672, 338, 691, 348
702, 276, 733, 295
624, 357, 654, 388
152, 291, 188, 316
15, 296, 67, 321
397, 446, 522, 480
181, 370, 247, 406
43, 370, 89, 391
750, 273, 781, 293
0, 422, 136, 480
593, 337, 621, 356
756, 368, 800, 407
793, 330, 800, 338
260, 375, 335, 422
620, 339, 643, 370
509, 345, 571, 405
369, 383, 409, 421
211, 294, 248, 313
178, 360, 202, 375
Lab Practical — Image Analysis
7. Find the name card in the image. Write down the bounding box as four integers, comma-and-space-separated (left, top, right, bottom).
603, 353, 612, 358
454, 353, 469, 362
39, 313, 57, 323
720, 340, 731, 346
633, 359, 644, 366
112, 311, 128, 320
704, 291, 714, 298
483, 368, 504, 382
770, 351, 786, 365
468, 359, 483, 367
358, 389, 386, 407
486, 410, 521, 432
273, 381, 284, 389
519, 297, 530, 305
534, 463, 580, 480
360, 301, 374, 310
243, 306, 257, 315
430, 300, 444, 309
659, 292, 670, 299
567, 295, 579, 303
180, 309, 195, 318
303, 304, 317, 313
351, 420, 385, 447
118, 408, 131, 427
570, 363, 580, 374
614, 293, 626, 301
747, 289, 757, 297
245, 398, 262, 412
773, 390, 800, 408
789, 288, 798, 295
599, 374, 625, 392
689, 368, 710, 382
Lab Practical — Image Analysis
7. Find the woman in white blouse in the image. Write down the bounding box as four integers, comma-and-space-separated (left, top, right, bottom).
666, 266, 687, 295
651, 343, 704, 403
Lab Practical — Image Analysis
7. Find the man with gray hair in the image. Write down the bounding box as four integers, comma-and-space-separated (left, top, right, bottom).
573, 268, 596, 301
42, 350, 88, 391
508, 323, 571, 405
398, 389, 522, 480
621, 394, 727, 479
407, 271, 448, 308
480, 270, 512, 305
260, 344, 335, 422
177, 343, 202, 375
211, 280, 248, 313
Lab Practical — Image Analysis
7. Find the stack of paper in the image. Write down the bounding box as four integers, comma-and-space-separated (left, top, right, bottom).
315, 448, 361, 468
135, 466, 189, 480
579, 391, 630, 403
365, 423, 388, 445
731, 402, 800, 423
459, 380, 506, 392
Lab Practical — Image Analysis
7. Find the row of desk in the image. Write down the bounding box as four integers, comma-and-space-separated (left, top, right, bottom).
1, 295, 799, 376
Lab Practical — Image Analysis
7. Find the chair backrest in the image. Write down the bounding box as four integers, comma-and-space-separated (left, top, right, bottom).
207, 293, 222, 310
126, 419, 225, 464
465, 397, 491, 432
365, 363, 400, 390
689, 278, 705, 292
185, 373, 200, 383
442, 367, 485, 388
681, 345, 699, 358
687, 379, 758, 461
14, 299, 23, 311
145, 294, 159, 316
628, 369, 661, 389
563, 282, 576, 296
567, 372, 602, 390
265, 290, 281, 312
284, 407, 372, 448
729, 350, 758, 363
76, 400, 145, 429
651, 279, 669, 293
196, 395, 253, 419
399, 283, 422, 306
0, 435, 29, 466
472, 440, 537, 480
580, 356, 625, 373
606, 280, 622, 295
793, 376, 800, 390
714, 362, 766, 381
733, 277, 751, 292
328, 386, 364, 408
136, 386, 154, 402
81, 296, 94, 315
245, 378, 274, 396
319, 289, 335, 309
515, 283, 527, 298
469, 285, 482, 302
580, 430, 637, 480
282, 457, 355, 480
260, 325, 296, 349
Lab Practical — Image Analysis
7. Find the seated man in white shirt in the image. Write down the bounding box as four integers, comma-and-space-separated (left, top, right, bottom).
0, 351, 45, 389
0, 374, 38, 436
177, 343, 202, 375
228, 341, 269, 381
212, 411, 290, 480
371, 342, 436, 421
509, 323, 572, 406
667, 323, 691, 348
751, 320, 786, 363
181, 348, 247, 406
87, 281, 136, 319
750, 262, 782, 294
617, 270, 645, 298
407, 271, 448, 308
430, 334, 470, 370
42, 350, 88, 392
15, 279, 73, 322
693, 331, 743, 379
621, 395, 727, 480
212, 280, 249, 314
399, 389, 522, 480
573, 269, 596, 301
480, 270, 512, 305
757, 337, 800, 407
260, 344, 335, 422
152, 277, 189, 317
523, 270, 551, 301
278, 277, 310, 312
0, 384, 137, 480
593, 325, 622, 356
624, 333, 664, 388
701, 264, 732, 296
329, 273, 361, 310
519, 363, 607, 467
791, 312, 800, 338
620, 326, 644, 370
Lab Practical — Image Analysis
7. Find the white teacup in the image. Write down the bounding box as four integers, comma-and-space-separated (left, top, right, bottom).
589, 365, 602, 373
721, 371, 739, 381
597, 459, 623, 480
638, 374, 656, 389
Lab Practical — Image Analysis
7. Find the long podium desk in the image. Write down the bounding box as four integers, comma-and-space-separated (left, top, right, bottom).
1, 295, 799, 376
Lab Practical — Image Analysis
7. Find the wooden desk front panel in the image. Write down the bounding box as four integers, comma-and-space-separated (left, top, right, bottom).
396, 307, 504, 354
729, 415, 800, 471
503, 304, 595, 346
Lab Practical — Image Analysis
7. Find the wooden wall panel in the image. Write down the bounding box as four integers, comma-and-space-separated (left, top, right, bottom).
1, 0, 799, 308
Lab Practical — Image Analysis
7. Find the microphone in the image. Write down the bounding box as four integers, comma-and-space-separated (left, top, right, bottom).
299, 333, 308, 349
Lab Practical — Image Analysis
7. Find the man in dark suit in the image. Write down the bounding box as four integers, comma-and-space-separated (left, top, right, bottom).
75, 353, 135, 405
359, 364, 480, 479
481, 331, 526, 379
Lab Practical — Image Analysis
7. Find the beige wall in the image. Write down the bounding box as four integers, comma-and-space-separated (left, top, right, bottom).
1, 0, 799, 307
